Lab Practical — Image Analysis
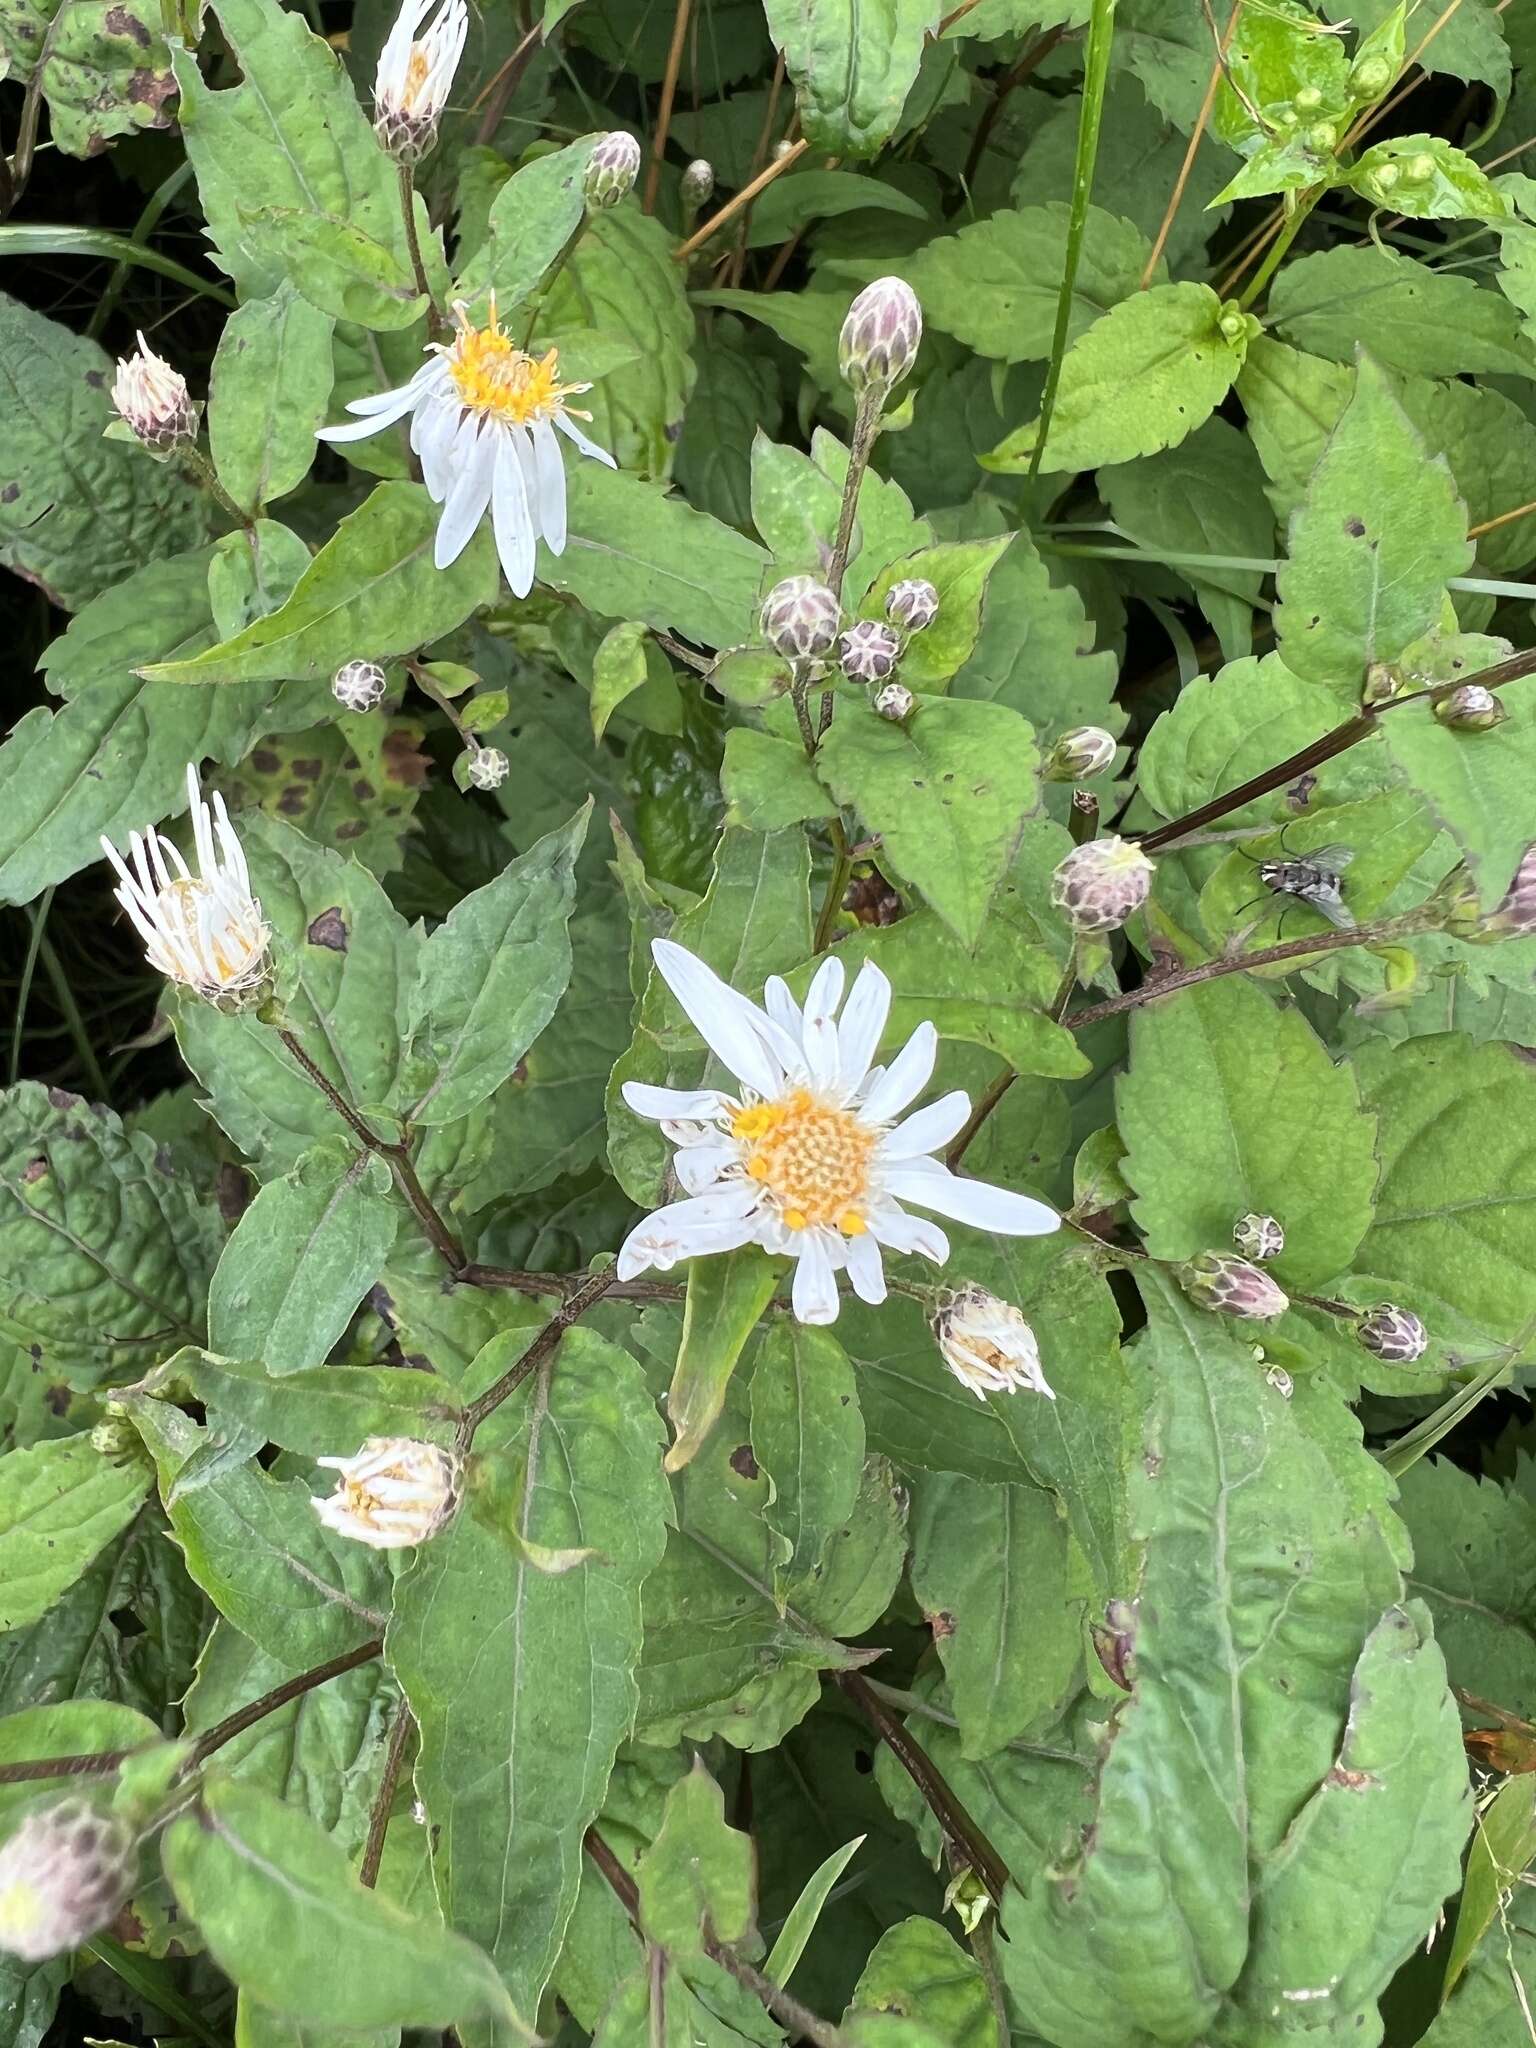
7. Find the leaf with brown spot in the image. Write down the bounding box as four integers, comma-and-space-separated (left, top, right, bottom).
0, 0, 177, 155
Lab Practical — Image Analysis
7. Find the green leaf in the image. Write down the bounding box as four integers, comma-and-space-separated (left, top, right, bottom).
0, 294, 206, 612
1443, 1773, 1536, 1998
762, 1836, 867, 1989
750, 1321, 865, 1603
206, 1142, 399, 1376
692, 287, 847, 401
0, 1438, 151, 1633
163, 1774, 525, 2033
591, 621, 650, 742
209, 287, 337, 516
1395, 1458, 1536, 1720
666, 1249, 779, 1475
1268, 246, 1536, 379
1377, 690, 1536, 908
1117, 973, 1380, 1289
762, 0, 940, 156
847, 1919, 999, 2048
722, 730, 835, 833
905, 202, 1153, 364
856, 538, 1011, 689
455, 137, 597, 306
949, 528, 1119, 738
815, 695, 1039, 947
0, 0, 174, 156
0, 1081, 220, 1383
984, 283, 1252, 475
207, 520, 313, 640
241, 206, 424, 331
910, 1470, 1078, 1759
746, 168, 929, 246
1211, 0, 1349, 153
169, 1349, 459, 1456
1275, 353, 1472, 698
751, 427, 930, 599
142, 482, 498, 685
1346, 134, 1509, 219
388, 1328, 670, 2016
637, 1760, 756, 1955
0, 1701, 160, 1823
221, 710, 429, 880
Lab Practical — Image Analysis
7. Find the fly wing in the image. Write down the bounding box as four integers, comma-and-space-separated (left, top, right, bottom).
1300, 877, 1356, 929
1310, 845, 1355, 874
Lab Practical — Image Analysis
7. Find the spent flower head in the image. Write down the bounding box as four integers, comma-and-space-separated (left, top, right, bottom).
332, 659, 388, 713
931, 1285, 1055, 1401
837, 619, 902, 683
1050, 836, 1155, 935
1180, 1251, 1289, 1322
584, 131, 641, 208
885, 578, 938, 633
0, 1800, 135, 1962
111, 333, 196, 456
760, 574, 840, 661
373, 0, 467, 160
1356, 1303, 1428, 1365
312, 1438, 460, 1550
839, 277, 921, 400
617, 941, 1058, 1323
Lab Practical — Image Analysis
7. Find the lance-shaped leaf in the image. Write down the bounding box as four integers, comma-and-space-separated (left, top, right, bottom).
169, 1350, 459, 1459
455, 137, 598, 307
637, 1761, 757, 1958
666, 1249, 779, 1475
0, 1438, 152, 1633
762, 0, 940, 156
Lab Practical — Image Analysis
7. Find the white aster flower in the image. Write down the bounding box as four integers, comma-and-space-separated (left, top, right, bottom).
373, 0, 467, 159
617, 940, 1060, 1325
100, 763, 270, 1003
932, 1285, 1055, 1401
316, 297, 615, 598
311, 1437, 460, 1550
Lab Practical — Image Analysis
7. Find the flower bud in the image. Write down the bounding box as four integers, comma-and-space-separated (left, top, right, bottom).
873, 681, 914, 722
680, 158, 714, 208
1179, 1251, 1289, 1322
1356, 1303, 1428, 1365
111, 333, 197, 456
467, 745, 509, 791
311, 1437, 460, 1550
885, 578, 938, 633
1265, 1364, 1294, 1399
332, 659, 388, 713
931, 1286, 1055, 1401
942, 1867, 992, 1936
584, 131, 641, 209
1091, 1599, 1137, 1691
1484, 844, 1536, 938
0, 1800, 135, 1961
1232, 1211, 1284, 1263
1350, 55, 1392, 97
1050, 836, 1155, 935
1434, 683, 1506, 733
1044, 726, 1117, 783
373, 0, 466, 162
839, 277, 922, 401
1294, 84, 1323, 112
837, 619, 902, 683
760, 574, 841, 661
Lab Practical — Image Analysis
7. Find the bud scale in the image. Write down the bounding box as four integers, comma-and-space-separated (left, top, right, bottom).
1232, 1211, 1285, 1262
885, 578, 938, 633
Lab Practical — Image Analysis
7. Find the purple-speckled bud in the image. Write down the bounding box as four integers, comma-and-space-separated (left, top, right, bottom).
760, 575, 841, 661
584, 131, 641, 208
839, 277, 922, 399
885, 577, 938, 633
1179, 1251, 1289, 1322
1050, 836, 1154, 935
837, 619, 903, 683
1356, 1303, 1428, 1365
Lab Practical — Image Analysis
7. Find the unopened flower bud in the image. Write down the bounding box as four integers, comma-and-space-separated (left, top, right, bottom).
1294, 84, 1323, 112
1044, 726, 1117, 783
1434, 683, 1506, 732
874, 681, 914, 722
1091, 1599, 1137, 1691
1484, 844, 1536, 938
467, 745, 509, 791
1265, 1364, 1294, 1399
760, 574, 841, 661
942, 1867, 992, 1935
680, 158, 714, 208
885, 578, 938, 633
111, 333, 197, 456
332, 659, 388, 713
1350, 55, 1392, 97
1232, 1211, 1284, 1263
89, 1412, 142, 1463
1356, 1303, 1428, 1365
311, 1437, 460, 1550
1179, 1251, 1289, 1322
839, 277, 922, 400
584, 131, 641, 209
1050, 836, 1155, 934
931, 1286, 1055, 1401
373, 0, 466, 162
0, 1800, 135, 1961
837, 619, 902, 683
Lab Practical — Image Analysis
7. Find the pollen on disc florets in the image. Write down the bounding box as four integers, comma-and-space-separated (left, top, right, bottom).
1050, 836, 1155, 935
731, 1090, 877, 1237
441, 301, 592, 427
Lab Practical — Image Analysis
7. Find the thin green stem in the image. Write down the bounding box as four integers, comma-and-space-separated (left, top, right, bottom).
1237, 187, 1323, 311
10, 885, 52, 1086
36, 924, 110, 1100
1376, 1358, 1512, 1477
826, 389, 882, 604
179, 441, 255, 533
813, 819, 855, 951
521, 215, 588, 347
398, 160, 443, 334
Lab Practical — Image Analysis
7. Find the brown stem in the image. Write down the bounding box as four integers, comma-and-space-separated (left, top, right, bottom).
673, 138, 809, 260
397, 161, 440, 327
1141, 1, 1238, 287
455, 1265, 618, 1445
825, 389, 882, 604
961, 25, 1066, 191
359, 1700, 414, 1888
471, 19, 542, 145
457, 1263, 684, 1304
644, 0, 694, 212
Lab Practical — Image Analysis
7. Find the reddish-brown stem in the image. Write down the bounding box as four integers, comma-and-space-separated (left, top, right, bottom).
359, 1700, 414, 1888
455, 1265, 619, 1445
644, 0, 694, 212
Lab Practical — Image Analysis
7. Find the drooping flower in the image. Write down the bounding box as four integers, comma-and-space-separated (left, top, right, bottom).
616, 941, 1059, 1324
931, 1285, 1055, 1400
111, 333, 196, 455
100, 763, 270, 1003
316, 297, 615, 598
373, 0, 467, 161
311, 1438, 460, 1550
0, 1800, 135, 1962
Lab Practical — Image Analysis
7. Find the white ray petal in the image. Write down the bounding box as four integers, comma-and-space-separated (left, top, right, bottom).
615, 1190, 761, 1276
881, 1090, 971, 1163
791, 1231, 842, 1325
531, 417, 567, 552
866, 1201, 949, 1264
836, 961, 891, 1090
553, 409, 617, 466
881, 1163, 1059, 1236
622, 1083, 733, 1124
844, 1230, 887, 1305
650, 939, 785, 1100
859, 1022, 937, 1125
434, 421, 495, 566
492, 428, 537, 597
800, 954, 845, 1090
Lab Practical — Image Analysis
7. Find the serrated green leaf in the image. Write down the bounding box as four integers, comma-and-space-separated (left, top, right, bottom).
721, 730, 835, 833
855, 538, 1010, 689
847, 1919, 998, 2048
751, 1321, 865, 1602
209, 288, 336, 516
455, 137, 597, 306
1377, 691, 1536, 909
0, 1438, 151, 1633
1395, 1458, 1536, 1720
1268, 246, 1535, 379
763, 0, 940, 156
207, 520, 313, 641
1347, 134, 1509, 219
241, 206, 425, 330
0, 0, 175, 156
948, 527, 1119, 737
751, 427, 929, 600
637, 1760, 756, 1955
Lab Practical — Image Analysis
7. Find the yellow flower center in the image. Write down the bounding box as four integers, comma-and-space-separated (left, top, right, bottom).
158, 878, 263, 987
445, 308, 585, 425
402, 42, 431, 108
731, 1089, 875, 1236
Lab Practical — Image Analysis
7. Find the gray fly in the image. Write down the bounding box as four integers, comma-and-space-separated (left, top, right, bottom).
1256, 844, 1355, 929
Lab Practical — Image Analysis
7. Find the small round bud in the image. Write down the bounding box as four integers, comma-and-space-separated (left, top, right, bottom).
1179, 1251, 1290, 1322
1232, 1211, 1285, 1263
1350, 55, 1392, 97
874, 681, 915, 722
1091, 1599, 1137, 1691
932, 1286, 1055, 1401
1294, 84, 1323, 111
311, 1437, 461, 1549
1050, 836, 1155, 935
885, 578, 938, 633
332, 659, 388, 713
1044, 725, 1117, 783
839, 276, 922, 400
1356, 1303, 1428, 1365
1434, 683, 1506, 733
467, 745, 509, 791
1485, 844, 1536, 938
111, 333, 197, 456
1307, 121, 1338, 152
0, 1799, 135, 1961
680, 158, 714, 208
760, 574, 841, 661
584, 131, 641, 209
89, 1413, 141, 1462
837, 619, 903, 683
1406, 152, 1436, 184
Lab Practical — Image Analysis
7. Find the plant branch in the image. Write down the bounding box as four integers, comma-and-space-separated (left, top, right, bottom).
455, 1265, 619, 1446
471, 19, 542, 145
1142, 1, 1237, 287
673, 137, 809, 260
359, 1700, 414, 1888
179, 442, 257, 534
644, 0, 693, 212
397, 162, 443, 335
457, 1262, 684, 1303
813, 818, 856, 951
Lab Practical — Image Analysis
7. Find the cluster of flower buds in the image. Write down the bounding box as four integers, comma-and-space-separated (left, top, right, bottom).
760, 574, 842, 662
0, 1800, 135, 1962
1433, 683, 1507, 733
930, 1285, 1055, 1401
111, 333, 198, 457
1179, 1250, 1290, 1322
839, 277, 922, 402
584, 131, 641, 209
373, 0, 467, 163
1050, 836, 1155, 935
1232, 1211, 1284, 1263
1043, 726, 1118, 784
332, 659, 388, 713
467, 744, 510, 791
680, 158, 714, 211
311, 1437, 461, 1550
1355, 1303, 1428, 1365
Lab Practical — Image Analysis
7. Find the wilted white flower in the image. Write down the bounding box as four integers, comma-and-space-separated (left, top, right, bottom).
316, 296, 615, 598
467, 744, 509, 789
100, 763, 270, 1003
373, 0, 467, 160
111, 332, 196, 454
932, 1285, 1055, 1401
617, 941, 1059, 1324
584, 130, 641, 208
332, 659, 388, 712
839, 277, 922, 399
0, 1800, 134, 1962
311, 1438, 460, 1550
